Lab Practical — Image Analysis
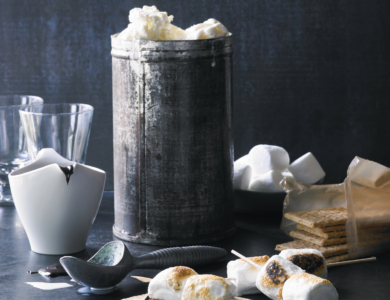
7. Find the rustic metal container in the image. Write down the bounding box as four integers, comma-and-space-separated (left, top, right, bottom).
111, 34, 235, 245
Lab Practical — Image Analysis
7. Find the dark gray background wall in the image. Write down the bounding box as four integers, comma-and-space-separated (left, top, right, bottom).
1, 0, 389, 190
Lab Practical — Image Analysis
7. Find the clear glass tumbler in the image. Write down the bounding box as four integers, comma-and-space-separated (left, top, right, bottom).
19, 103, 94, 164
0, 95, 44, 204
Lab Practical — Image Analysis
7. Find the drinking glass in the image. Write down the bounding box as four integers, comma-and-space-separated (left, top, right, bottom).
19, 103, 94, 164
0, 95, 44, 204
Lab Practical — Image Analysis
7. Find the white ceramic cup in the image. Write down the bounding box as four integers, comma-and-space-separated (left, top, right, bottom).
9, 148, 106, 255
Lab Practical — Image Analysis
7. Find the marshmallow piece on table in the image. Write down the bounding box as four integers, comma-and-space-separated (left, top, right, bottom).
255, 255, 305, 300
282, 273, 339, 300
249, 170, 284, 192
288, 152, 325, 185
249, 145, 290, 175
181, 274, 236, 300
148, 266, 197, 300
227, 255, 270, 296
279, 249, 327, 279
234, 155, 252, 190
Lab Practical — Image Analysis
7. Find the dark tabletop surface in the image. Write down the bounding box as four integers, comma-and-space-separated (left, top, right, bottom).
0, 191, 389, 300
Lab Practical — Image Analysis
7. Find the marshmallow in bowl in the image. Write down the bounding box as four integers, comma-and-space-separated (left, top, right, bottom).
227, 255, 269, 296
279, 249, 327, 279
288, 152, 325, 185
148, 266, 197, 300
282, 273, 339, 300
234, 155, 252, 190
255, 255, 305, 300
249, 145, 290, 175
249, 170, 284, 192
181, 274, 236, 300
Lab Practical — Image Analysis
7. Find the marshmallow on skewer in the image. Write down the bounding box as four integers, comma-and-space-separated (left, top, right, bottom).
288, 152, 325, 184
249, 145, 290, 175
181, 274, 236, 300
227, 256, 269, 296
255, 255, 305, 300
282, 273, 339, 300
249, 170, 284, 192
234, 155, 252, 190
279, 249, 327, 279
148, 266, 197, 300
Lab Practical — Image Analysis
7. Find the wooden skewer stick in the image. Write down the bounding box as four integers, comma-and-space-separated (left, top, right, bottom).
131, 276, 152, 283
231, 250, 261, 269
327, 257, 376, 268
131, 275, 252, 300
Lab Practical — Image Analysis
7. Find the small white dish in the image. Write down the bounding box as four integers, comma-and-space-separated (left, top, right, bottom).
9, 148, 106, 255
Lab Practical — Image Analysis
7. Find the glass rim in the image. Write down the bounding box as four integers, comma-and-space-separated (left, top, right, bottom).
0, 95, 44, 108
19, 103, 94, 116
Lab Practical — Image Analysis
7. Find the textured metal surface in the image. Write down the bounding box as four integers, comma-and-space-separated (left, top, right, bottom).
134, 246, 227, 269
2, 1, 390, 189
112, 35, 235, 245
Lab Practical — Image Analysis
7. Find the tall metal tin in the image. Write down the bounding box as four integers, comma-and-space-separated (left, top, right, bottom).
111, 35, 235, 245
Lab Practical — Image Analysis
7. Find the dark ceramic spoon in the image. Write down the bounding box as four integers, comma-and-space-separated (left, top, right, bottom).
60, 241, 227, 292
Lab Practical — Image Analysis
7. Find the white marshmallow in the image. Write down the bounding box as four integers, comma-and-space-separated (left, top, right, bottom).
282, 170, 296, 182
234, 155, 252, 190
279, 249, 327, 278
249, 145, 290, 175
227, 256, 269, 296
288, 152, 325, 185
249, 170, 284, 192
182, 274, 236, 300
282, 273, 339, 300
148, 266, 197, 300
255, 255, 305, 300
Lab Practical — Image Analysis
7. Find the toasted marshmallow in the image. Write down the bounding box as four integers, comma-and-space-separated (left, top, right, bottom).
279, 249, 327, 279
282, 273, 339, 300
227, 255, 269, 296
184, 19, 229, 40
182, 274, 236, 300
255, 255, 305, 300
148, 266, 197, 300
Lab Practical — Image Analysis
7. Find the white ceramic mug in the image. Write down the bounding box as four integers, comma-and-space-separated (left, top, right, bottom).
9, 148, 106, 255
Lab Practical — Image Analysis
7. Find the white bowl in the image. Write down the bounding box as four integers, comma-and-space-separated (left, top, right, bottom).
9, 148, 106, 255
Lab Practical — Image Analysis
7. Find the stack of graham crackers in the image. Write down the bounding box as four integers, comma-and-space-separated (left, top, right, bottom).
276, 207, 349, 263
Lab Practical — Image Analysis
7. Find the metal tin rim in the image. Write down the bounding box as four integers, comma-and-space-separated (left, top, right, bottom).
113, 225, 237, 246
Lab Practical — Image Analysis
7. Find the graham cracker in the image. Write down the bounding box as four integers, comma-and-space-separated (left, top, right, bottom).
275, 240, 348, 258
296, 224, 347, 239
290, 230, 347, 246
326, 254, 349, 264
284, 207, 347, 228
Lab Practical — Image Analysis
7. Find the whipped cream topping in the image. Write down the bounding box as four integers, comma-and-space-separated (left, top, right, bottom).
183, 18, 229, 40
117, 6, 229, 41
